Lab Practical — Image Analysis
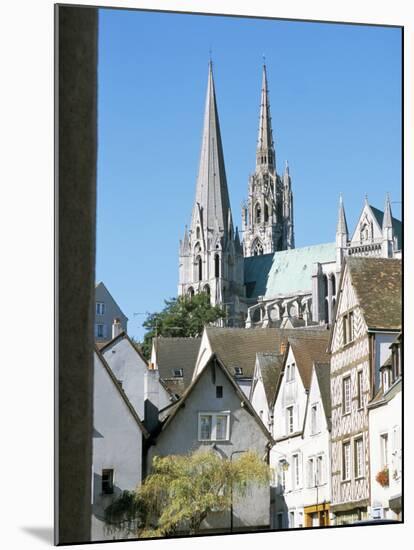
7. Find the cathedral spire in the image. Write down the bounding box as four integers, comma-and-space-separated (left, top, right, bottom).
256, 63, 275, 170
382, 193, 393, 229
336, 194, 349, 237
191, 61, 232, 236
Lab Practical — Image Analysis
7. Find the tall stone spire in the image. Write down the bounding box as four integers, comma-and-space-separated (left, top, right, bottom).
256, 63, 275, 171
382, 193, 394, 258
179, 62, 245, 326
191, 61, 232, 237
336, 194, 349, 237
336, 194, 349, 269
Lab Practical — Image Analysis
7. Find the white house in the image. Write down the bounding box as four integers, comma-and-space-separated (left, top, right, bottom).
101, 330, 171, 421
95, 282, 128, 343
368, 334, 402, 521
91, 349, 149, 541
249, 352, 283, 432
269, 334, 330, 529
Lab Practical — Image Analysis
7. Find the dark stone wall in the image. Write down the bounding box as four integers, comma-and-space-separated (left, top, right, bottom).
55, 5, 98, 545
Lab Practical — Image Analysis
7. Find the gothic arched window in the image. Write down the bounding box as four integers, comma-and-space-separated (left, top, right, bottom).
252, 240, 264, 256
255, 204, 262, 224
204, 284, 210, 298
214, 254, 220, 278
331, 274, 336, 296
197, 256, 202, 281
188, 287, 194, 298
264, 203, 269, 223
196, 226, 201, 239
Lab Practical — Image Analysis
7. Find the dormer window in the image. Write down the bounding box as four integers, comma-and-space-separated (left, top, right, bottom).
234, 367, 243, 376
172, 368, 183, 378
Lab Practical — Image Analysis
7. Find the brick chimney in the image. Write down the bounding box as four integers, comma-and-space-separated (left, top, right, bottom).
280, 340, 287, 355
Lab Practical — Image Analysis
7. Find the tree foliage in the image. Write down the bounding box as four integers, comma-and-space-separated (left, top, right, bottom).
140, 292, 226, 359
104, 450, 270, 538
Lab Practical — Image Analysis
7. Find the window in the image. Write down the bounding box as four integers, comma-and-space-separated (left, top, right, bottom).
357, 371, 364, 409
354, 437, 364, 478
216, 385, 223, 398
342, 376, 351, 414
196, 226, 200, 239
307, 458, 314, 488
292, 454, 300, 489
343, 311, 354, 345
264, 203, 269, 223
315, 455, 323, 485
252, 240, 264, 256
172, 368, 183, 378
102, 469, 114, 494
198, 412, 230, 441
342, 441, 351, 481
197, 256, 202, 281
214, 254, 220, 278
380, 433, 389, 468
255, 204, 262, 224
277, 513, 284, 529
311, 404, 318, 434
286, 363, 296, 382
96, 324, 105, 339
96, 302, 105, 315
286, 406, 294, 434
278, 460, 287, 489
234, 367, 243, 376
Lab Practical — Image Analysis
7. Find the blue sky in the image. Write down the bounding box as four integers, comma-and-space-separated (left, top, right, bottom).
96, 8, 402, 341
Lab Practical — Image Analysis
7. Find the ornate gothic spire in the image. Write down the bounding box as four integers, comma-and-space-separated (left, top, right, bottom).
256, 63, 275, 170
382, 193, 393, 229
191, 62, 232, 236
336, 194, 349, 237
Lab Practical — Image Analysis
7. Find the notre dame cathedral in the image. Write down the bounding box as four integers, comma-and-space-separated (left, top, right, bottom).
178, 62, 402, 328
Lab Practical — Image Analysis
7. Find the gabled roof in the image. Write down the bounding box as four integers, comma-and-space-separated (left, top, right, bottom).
159, 354, 274, 444
154, 337, 201, 396
314, 363, 332, 431
94, 347, 149, 438
370, 205, 402, 249
347, 257, 401, 331
287, 334, 331, 390
95, 281, 128, 321
256, 352, 284, 407
100, 331, 148, 365
205, 326, 329, 379
244, 243, 336, 301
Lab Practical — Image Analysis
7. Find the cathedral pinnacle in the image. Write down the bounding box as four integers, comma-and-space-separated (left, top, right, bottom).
383, 193, 393, 229
256, 64, 275, 170
336, 194, 349, 237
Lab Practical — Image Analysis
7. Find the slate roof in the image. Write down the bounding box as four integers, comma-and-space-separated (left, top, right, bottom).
347, 257, 402, 331
205, 326, 329, 379
154, 337, 201, 397
256, 352, 284, 406
370, 205, 402, 250
159, 354, 274, 444
287, 334, 331, 390
314, 363, 332, 431
244, 242, 336, 301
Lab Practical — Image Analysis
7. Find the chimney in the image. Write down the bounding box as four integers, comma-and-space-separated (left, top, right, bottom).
112, 318, 122, 339
280, 340, 287, 355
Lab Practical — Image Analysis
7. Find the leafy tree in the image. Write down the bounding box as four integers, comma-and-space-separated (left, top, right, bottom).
140, 292, 226, 359
104, 450, 270, 538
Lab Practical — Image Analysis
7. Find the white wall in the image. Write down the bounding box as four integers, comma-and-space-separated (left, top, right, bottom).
369, 384, 402, 520
102, 336, 148, 420
91, 352, 144, 541
250, 360, 272, 432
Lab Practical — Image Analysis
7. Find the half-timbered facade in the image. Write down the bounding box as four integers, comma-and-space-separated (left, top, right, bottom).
329, 257, 401, 525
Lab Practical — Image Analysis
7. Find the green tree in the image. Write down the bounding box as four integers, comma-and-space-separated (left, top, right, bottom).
104, 450, 270, 538
140, 292, 226, 359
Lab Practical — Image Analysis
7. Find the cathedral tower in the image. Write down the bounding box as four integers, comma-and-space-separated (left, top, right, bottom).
178, 62, 245, 326
242, 64, 294, 256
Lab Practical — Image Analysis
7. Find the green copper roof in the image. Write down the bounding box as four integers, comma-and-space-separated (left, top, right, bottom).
244, 242, 336, 300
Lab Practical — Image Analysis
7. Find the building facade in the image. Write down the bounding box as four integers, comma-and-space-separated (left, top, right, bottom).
95, 282, 128, 342
328, 257, 401, 525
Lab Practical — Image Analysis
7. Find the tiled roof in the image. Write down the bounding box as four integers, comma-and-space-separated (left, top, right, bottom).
347, 257, 402, 330
244, 243, 336, 301
288, 333, 331, 390
256, 352, 284, 406
154, 337, 201, 397
314, 363, 332, 431
206, 326, 329, 379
